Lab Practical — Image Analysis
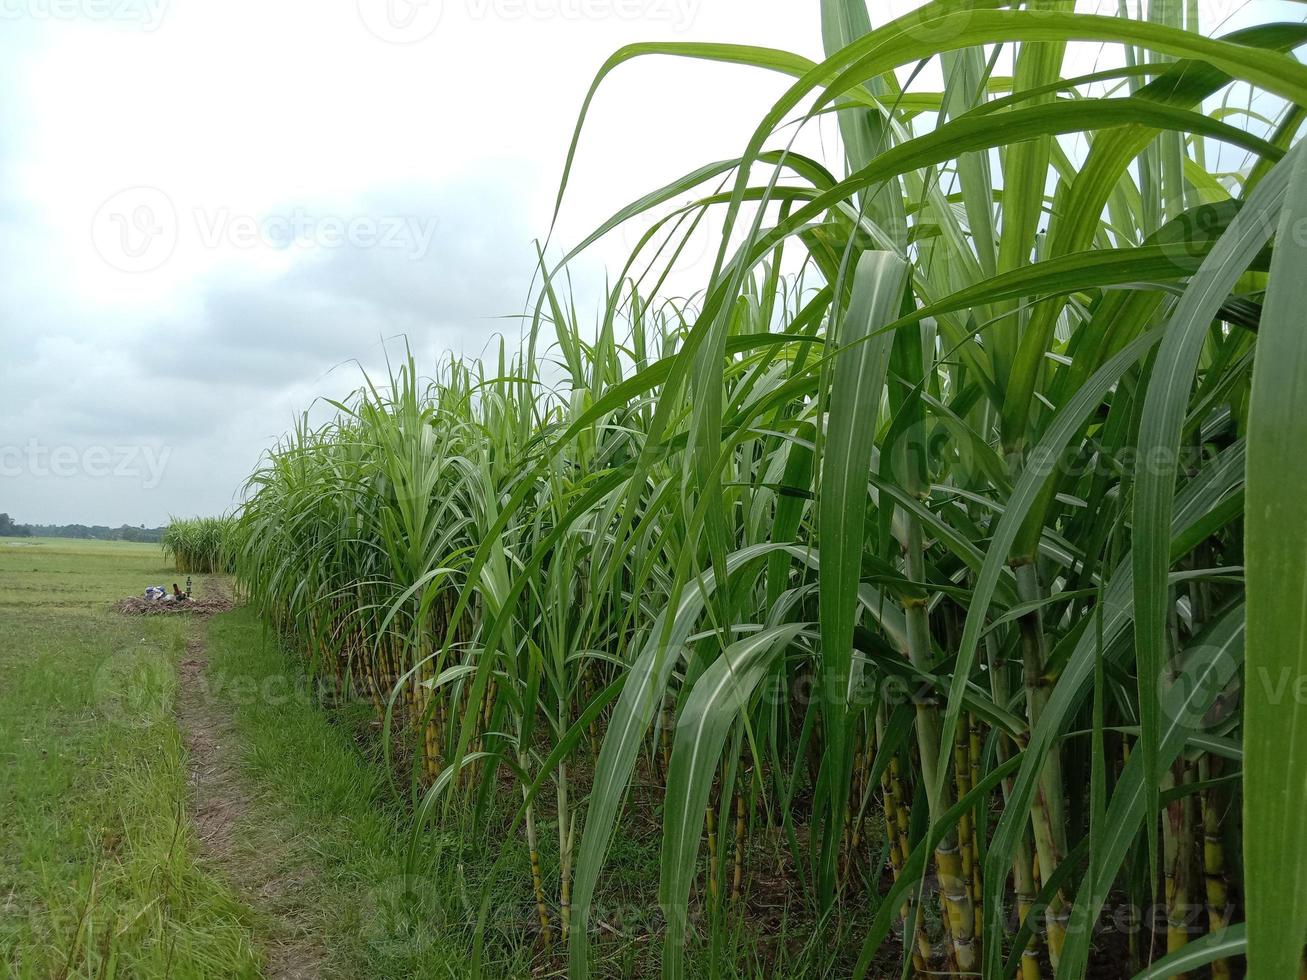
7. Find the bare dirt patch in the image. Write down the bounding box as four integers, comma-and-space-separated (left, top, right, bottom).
117, 596, 236, 616
177, 632, 331, 980
118, 577, 239, 616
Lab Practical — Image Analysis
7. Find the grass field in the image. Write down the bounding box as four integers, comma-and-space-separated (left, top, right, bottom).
0, 538, 260, 978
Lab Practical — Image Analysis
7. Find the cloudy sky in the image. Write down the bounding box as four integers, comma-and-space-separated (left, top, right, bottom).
0, 0, 830, 526
0, 0, 1282, 526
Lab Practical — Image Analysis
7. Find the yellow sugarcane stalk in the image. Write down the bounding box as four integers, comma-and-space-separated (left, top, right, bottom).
1013, 834, 1041, 980
984, 632, 1044, 979
953, 723, 975, 893
524, 801, 552, 946
1199, 755, 1230, 980
1012, 559, 1071, 968
880, 748, 930, 974
841, 733, 861, 878
902, 522, 980, 974
851, 734, 871, 854
731, 790, 746, 903
968, 714, 983, 869
1162, 760, 1196, 979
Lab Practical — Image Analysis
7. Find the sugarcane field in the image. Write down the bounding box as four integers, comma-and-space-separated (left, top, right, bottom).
2, 1, 1306, 977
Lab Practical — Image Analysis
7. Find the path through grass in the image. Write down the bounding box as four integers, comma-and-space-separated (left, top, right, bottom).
0, 538, 259, 978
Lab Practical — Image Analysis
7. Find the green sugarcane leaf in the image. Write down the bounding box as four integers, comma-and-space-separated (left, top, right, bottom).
1129, 925, 1246, 979
817, 250, 908, 906
1243, 138, 1307, 980
568, 542, 799, 977
934, 327, 1162, 886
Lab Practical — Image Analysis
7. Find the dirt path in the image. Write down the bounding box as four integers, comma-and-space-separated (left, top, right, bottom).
177, 627, 330, 980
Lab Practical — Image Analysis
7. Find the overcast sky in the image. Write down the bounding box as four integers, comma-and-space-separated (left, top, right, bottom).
0, 0, 1283, 526
0, 0, 832, 526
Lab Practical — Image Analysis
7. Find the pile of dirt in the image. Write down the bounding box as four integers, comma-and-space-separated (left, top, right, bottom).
115, 596, 236, 616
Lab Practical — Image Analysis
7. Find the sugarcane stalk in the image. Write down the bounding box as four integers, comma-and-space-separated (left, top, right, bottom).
1015, 838, 1042, 980
1012, 559, 1070, 967
967, 713, 984, 936
983, 631, 1043, 978
878, 734, 930, 975
851, 731, 871, 853
841, 731, 861, 885
1162, 759, 1196, 979
522, 780, 552, 946
954, 721, 975, 893
903, 516, 979, 974
1199, 755, 1230, 980
552, 752, 573, 940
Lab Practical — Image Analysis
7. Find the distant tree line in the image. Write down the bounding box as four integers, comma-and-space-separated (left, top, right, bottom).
0, 513, 31, 537
0, 513, 164, 542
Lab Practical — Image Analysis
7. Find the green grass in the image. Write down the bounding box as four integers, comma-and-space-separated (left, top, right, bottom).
0, 538, 182, 612
199, 609, 512, 979
0, 538, 259, 979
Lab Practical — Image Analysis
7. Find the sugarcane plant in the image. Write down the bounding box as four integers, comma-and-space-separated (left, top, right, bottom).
232, 1, 1307, 976
161, 515, 237, 575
